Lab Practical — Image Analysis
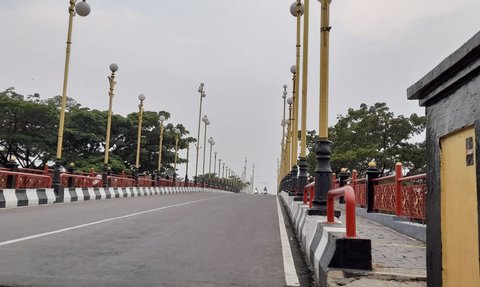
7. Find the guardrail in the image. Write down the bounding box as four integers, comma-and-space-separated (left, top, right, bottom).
0, 170, 52, 189
327, 186, 356, 238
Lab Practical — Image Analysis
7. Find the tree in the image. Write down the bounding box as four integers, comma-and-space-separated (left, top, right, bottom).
306, 102, 426, 176
0, 88, 58, 167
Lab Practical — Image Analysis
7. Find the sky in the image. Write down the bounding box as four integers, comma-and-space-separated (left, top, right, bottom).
1, 0, 480, 193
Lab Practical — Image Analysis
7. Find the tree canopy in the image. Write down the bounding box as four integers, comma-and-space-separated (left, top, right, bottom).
306, 102, 426, 176
0, 87, 195, 175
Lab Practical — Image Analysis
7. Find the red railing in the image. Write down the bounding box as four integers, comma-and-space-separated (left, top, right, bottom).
0, 170, 52, 189
61, 173, 102, 188
349, 164, 426, 221
108, 172, 135, 188
327, 186, 356, 238
351, 170, 367, 207
372, 174, 396, 213
303, 181, 315, 208
398, 173, 427, 220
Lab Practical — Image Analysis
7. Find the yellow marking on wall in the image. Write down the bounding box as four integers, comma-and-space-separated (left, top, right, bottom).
441, 126, 479, 286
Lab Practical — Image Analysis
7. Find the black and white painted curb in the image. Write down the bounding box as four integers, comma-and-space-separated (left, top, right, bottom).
0, 187, 226, 209
279, 191, 371, 286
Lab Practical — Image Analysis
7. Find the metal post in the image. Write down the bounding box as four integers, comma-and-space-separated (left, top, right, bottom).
366, 162, 381, 213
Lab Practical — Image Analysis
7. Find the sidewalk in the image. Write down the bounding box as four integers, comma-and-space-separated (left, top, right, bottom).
328, 210, 427, 286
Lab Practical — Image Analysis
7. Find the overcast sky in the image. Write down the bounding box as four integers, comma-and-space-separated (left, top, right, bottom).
1, 0, 480, 193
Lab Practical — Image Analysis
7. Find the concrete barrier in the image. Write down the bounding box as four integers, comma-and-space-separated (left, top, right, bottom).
279, 191, 371, 286
0, 186, 223, 209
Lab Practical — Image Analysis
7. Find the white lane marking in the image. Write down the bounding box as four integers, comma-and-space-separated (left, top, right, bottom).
0, 198, 212, 247
276, 196, 300, 286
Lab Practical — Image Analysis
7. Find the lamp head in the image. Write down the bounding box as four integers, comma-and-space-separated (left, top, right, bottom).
198, 83, 205, 93
287, 97, 293, 105
202, 115, 208, 123
75, 1, 91, 17
138, 94, 146, 101
109, 63, 118, 73
290, 65, 297, 74
289, 2, 304, 17
159, 115, 166, 122
208, 137, 214, 144
174, 128, 181, 135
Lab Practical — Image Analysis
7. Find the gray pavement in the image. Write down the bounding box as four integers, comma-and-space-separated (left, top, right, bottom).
0, 193, 289, 287
330, 209, 427, 287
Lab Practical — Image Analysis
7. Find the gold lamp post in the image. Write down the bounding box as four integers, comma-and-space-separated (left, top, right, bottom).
185, 143, 190, 183
104, 63, 118, 166
52, 0, 91, 195
102, 63, 118, 188
194, 83, 206, 184
285, 97, 293, 182
201, 115, 210, 185
135, 94, 146, 185
297, 0, 310, 197
309, 0, 333, 215
173, 128, 181, 182
208, 137, 215, 183
157, 115, 166, 173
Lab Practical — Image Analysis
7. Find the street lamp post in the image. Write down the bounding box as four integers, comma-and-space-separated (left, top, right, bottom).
279, 85, 288, 189
173, 128, 181, 182
102, 63, 118, 188
135, 94, 146, 186
208, 137, 215, 183
52, 0, 91, 199
201, 115, 210, 186
185, 143, 190, 183
194, 83, 206, 184
218, 158, 222, 186
157, 115, 166, 175
297, 0, 310, 200
289, 65, 299, 196
285, 97, 293, 192
289, 1, 304, 197
214, 151, 217, 175
309, 0, 333, 216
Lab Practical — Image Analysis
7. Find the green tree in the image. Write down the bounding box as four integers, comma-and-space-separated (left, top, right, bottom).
0, 88, 58, 167
306, 102, 426, 176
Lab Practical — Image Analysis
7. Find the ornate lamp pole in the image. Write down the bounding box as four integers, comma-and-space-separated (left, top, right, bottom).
157, 115, 166, 174
135, 94, 146, 185
102, 63, 118, 188
104, 63, 118, 167
285, 97, 293, 192
208, 137, 215, 183
297, 0, 310, 199
194, 83, 206, 184
52, 0, 91, 197
309, 0, 333, 215
173, 128, 181, 182
289, 0, 304, 196
201, 115, 210, 185
185, 143, 190, 182
214, 152, 218, 175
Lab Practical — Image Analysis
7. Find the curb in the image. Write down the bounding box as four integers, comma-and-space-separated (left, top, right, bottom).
0, 187, 224, 209
279, 191, 372, 287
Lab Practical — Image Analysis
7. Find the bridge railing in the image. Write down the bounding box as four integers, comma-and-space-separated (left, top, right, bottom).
0, 170, 52, 189
350, 163, 426, 222
300, 162, 426, 222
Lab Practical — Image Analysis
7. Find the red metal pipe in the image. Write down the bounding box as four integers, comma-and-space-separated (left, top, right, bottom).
327, 186, 356, 238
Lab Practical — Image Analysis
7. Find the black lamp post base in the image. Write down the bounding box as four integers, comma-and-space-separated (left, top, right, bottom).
52, 160, 64, 203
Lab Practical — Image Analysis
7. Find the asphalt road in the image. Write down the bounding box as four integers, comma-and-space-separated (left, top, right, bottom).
0, 193, 299, 287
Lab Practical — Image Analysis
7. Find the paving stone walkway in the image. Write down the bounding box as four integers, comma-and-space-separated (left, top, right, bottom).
330, 211, 427, 286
